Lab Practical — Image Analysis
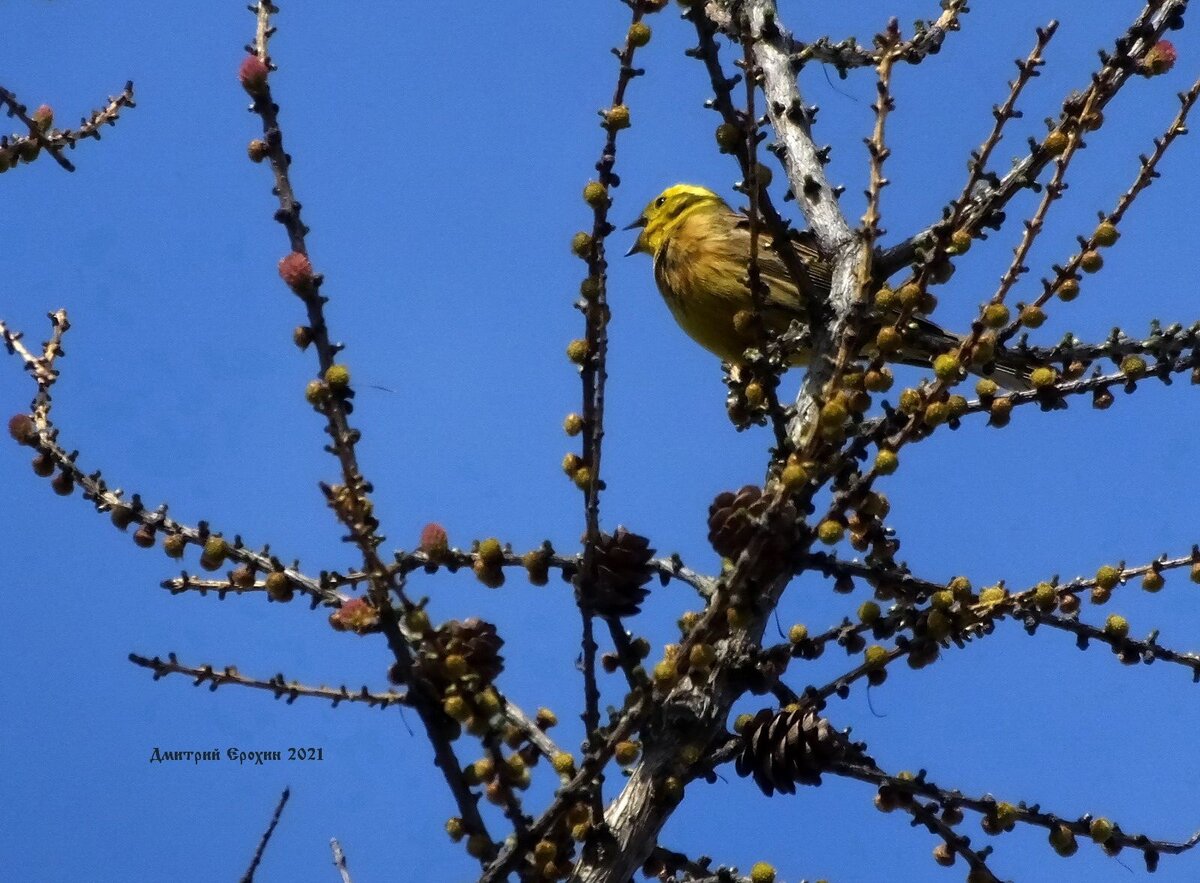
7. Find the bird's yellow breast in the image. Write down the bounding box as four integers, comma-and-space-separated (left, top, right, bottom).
651, 206, 802, 363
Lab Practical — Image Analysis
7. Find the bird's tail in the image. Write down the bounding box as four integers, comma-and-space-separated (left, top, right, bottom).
901, 317, 1036, 392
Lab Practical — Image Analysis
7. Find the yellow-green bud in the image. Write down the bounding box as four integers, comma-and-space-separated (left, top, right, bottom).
875, 449, 899, 475
780, 462, 808, 491
1120, 355, 1147, 379
715, 123, 741, 152
1043, 130, 1069, 156
571, 231, 592, 257
566, 338, 589, 364
476, 537, 504, 568
897, 387, 922, 414
1029, 366, 1057, 388
1089, 817, 1114, 843
627, 21, 652, 47
948, 229, 972, 255
1093, 221, 1120, 247
563, 412, 584, 436
203, 536, 228, 563
445, 817, 465, 842
324, 364, 350, 389
897, 283, 921, 310
975, 378, 999, 398
924, 401, 949, 426
1050, 824, 1078, 856
582, 181, 607, 207
982, 303, 1010, 328
933, 354, 961, 380
552, 752, 575, 775
931, 590, 955, 611
605, 104, 631, 130
305, 379, 327, 404
876, 327, 902, 354
788, 623, 808, 643
614, 741, 640, 765
653, 659, 678, 687
749, 862, 776, 883
864, 367, 894, 392
1104, 614, 1129, 640
1142, 571, 1165, 592
1020, 305, 1046, 328
816, 519, 845, 545
443, 695, 470, 721
1079, 250, 1103, 273
1095, 565, 1120, 590
1057, 278, 1080, 301
858, 601, 881, 625
978, 585, 1007, 605
864, 644, 889, 667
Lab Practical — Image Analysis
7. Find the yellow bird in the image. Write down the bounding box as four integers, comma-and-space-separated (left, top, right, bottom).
625, 183, 1033, 387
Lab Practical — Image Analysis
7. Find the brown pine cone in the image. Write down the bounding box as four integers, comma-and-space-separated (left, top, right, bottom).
735, 707, 858, 795
707, 485, 796, 568
590, 526, 655, 617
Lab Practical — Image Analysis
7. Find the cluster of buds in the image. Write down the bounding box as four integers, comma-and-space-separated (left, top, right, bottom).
328, 597, 381, 634
0, 105, 53, 172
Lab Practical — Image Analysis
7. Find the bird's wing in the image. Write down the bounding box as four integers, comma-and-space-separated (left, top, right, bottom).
729, 218, 831, 319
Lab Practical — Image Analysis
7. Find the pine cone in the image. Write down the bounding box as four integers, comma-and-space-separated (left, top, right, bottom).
735, 707, 855, 795
439, 618, 505, 684
707, 486, 795, 566
590, 526, 655, 617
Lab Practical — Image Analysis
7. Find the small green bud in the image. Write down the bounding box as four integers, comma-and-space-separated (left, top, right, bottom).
1095, 565, 1120, 590
982, 303, 1010, 328
324, 363, 350, 389
627, 21, 652, 47
582, 180, 607, 207
816, 519, 844, 545
1089, 817, 1114, 844
1093, 221, 1120, 247
933, 353, 961, 380
715, 123, 741, 152
1104, 614, 1129, 640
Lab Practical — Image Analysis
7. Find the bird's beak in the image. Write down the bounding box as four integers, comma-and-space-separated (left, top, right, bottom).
623, 216, 647, 256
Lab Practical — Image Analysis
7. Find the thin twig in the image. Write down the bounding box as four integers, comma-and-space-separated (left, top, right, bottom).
243, 2, 490, 855
129, 653, 409, 709
330, 839, 353, 883
239, 787, 291, 883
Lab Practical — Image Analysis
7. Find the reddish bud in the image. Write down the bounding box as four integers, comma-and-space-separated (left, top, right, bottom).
239, 55, 270, 94
329, 597, 381, 634
1144, 40, 1177, 76
420, 522, 449, 559
278, 252, 314, 291
31, 105, 53, 132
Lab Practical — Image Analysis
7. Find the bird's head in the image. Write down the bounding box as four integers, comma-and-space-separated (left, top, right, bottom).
624, 184, 725, 256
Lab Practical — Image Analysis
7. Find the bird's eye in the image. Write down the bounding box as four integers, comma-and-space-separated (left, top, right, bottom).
655, 196, 667, 208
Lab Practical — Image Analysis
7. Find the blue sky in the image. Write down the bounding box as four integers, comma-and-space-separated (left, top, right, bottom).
3, 2, 1200, 881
